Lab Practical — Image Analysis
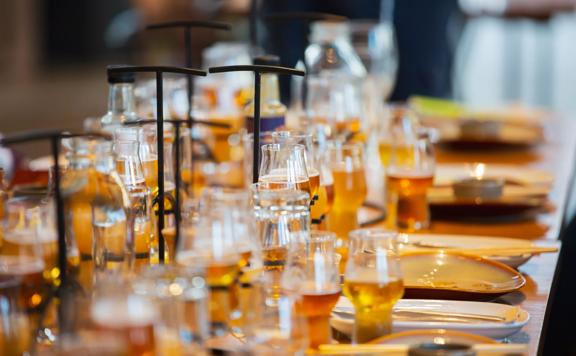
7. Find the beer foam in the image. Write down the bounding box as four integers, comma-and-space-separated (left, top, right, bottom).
91, 295, 157, 327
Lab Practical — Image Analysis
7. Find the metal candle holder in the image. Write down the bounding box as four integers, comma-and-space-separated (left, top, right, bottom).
107, 65, 206, 264
0, 129, 111, 333
208, 64, 305, 183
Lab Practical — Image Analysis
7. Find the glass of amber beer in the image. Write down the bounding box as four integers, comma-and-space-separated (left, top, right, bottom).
282, 231, 341, 349
326, 142, 367, 267
386, 128, 435, 231
251, 185, 310, 303
176, 206, 247, 336
0, 275, 32, 355
259, 144, 311, 196
343, 228, 404, 344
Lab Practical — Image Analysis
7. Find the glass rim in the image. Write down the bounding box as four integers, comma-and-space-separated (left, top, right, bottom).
137, 263, 205, 278
309, 230, 337, 243
349, 228, 398, 241
260, 143, 306, 152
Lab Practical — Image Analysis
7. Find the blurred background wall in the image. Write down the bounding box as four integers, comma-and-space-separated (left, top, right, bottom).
0, 0, 575, 157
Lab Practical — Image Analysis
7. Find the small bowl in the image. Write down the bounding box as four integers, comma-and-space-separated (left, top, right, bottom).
452, 178, 504, 200
459, 120, 501, 139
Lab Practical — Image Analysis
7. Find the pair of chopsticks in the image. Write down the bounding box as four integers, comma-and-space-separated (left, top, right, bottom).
317, 343, 528, 355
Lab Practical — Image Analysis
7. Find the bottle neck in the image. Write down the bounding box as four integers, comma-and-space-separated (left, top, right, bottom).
108, 83, 136, 116
261, 73, 281, 103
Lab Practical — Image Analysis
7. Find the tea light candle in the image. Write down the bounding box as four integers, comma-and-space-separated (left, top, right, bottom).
452, 177, 504, 200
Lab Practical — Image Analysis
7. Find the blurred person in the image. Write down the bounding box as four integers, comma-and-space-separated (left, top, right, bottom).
261, 0, 576, 102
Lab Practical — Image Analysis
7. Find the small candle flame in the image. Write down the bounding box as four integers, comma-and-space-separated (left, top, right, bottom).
472, 163, 486, 179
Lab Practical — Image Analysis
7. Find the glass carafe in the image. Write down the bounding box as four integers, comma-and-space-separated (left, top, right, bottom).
61, 138, 132, 292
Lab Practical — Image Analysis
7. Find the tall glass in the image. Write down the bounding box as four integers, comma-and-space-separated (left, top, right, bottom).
343, 228, 404, 343
378, 106, 420, 168
61, 138, 131, 291
176, 207, 245, 336
282, 231, 341, 349
251, 185, 310, 302
259, 144, 310, 196
326, 142, 367, 266
386, 129, 435, 231
114, 140, 155, 268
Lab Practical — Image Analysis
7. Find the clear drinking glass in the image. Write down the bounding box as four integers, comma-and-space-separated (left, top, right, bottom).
377, 105, 420, 168
326, 142, 367, 266
114, 140, 155, 268
259, 144, 310, 196
176, 207, 246, 336
132, 265, 209, 354
246, 286, 308, 356
61, 137, 131, 291
343, 228, 404, 343
251, 185, 310, 303
271, 131, 320, 201
386, 128, 435, 231
282, 231, 341, 349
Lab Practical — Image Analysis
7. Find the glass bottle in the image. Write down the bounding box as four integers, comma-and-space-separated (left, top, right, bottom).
114, 140, 155, 270
305, 21, 367, 138
61, 138, 132, 292
101, 68, 139, 135
244, 55, 287, 133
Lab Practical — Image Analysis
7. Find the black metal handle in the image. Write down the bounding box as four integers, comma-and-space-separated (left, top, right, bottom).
262, 12, 347, 23
123, 118, 231, 129
209, 64, 305, 77
107, 65, 206, 77
146, 20, 231, 31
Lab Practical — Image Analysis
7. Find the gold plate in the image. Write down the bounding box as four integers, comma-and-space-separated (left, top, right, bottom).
401, 252, 526, 301
370, 329, 496, 345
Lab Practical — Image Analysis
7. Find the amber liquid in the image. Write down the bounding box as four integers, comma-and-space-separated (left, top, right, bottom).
298, 290, 341, 349
259, 175, 311, 196
308, 170, 320, 200
262, 246, 288, 300
0, 312, 31, 355
328, 168, 367, 261
141, 158, 159, 190
334, 118, 361, 135
343, 278, 404, 343
386, 173, 434, 231
207, 116, 244, 163
378, 142, 414, 167
0, 260, 46, 312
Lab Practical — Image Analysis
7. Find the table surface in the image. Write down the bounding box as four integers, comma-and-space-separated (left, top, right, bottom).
411, 118, 575, 355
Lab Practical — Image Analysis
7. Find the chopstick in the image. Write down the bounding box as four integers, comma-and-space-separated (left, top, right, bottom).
401, 245, 558, 257
317, 343, 528, 355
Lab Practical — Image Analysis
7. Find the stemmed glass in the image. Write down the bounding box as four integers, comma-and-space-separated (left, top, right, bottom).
343, 228, 404, 343
386, 128, 435, 231
281, 231, 341, 349
259, 144, 310, 196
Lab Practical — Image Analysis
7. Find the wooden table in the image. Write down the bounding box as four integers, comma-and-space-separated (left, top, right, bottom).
420, 118, 575, 355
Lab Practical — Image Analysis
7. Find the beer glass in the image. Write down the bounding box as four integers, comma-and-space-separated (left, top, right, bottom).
377, 106, 419, 167
176, 207, 245, 336
133, 265, 209, 354
326, 142, 367, 264
251, 185, 310, 302
114, 140, 155, 268
386, 128, 435, 231
259, 144, 310, 196
91, 283, 158, 356
242, 131, 274, 186
271, 131, 320, 200
282, 231, 341, 349
343, 228, 404, 343
246, 284, 308, 356
0, 276, 32, 355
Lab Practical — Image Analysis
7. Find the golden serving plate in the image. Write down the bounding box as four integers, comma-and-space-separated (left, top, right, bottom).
401, 252, 526, 301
